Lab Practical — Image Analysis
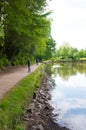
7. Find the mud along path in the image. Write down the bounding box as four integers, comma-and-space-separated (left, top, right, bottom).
0, 64, 40, 100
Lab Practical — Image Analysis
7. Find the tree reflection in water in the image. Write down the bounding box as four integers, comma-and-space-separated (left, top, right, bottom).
52, 62, 86, 80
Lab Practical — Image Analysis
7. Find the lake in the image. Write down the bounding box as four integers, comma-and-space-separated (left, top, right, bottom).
49, 63, 86, 130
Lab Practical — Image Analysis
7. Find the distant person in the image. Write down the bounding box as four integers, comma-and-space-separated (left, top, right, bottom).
35, 58, 39, 65
27, 58, 31, 72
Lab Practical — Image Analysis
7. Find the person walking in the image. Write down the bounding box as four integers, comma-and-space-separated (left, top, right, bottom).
35, 57, 39, 65
27, 58, 31, 72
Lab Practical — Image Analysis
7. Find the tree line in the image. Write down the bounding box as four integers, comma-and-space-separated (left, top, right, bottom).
56, 42, 86, 61
0, 0, 56, 67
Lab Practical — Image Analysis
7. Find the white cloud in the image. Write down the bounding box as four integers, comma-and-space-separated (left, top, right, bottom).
48, 0, 86, 49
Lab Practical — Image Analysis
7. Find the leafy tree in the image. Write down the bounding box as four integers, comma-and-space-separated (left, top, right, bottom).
0, 0, 52, 65
79, 49, 85, 58
57, 42, 79, 60
44, 36, 56, 59
57, 42, 71, 59
0, 0, 5, 55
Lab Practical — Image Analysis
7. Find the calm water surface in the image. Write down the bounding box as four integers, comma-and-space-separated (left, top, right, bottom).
49, 63, 86, 130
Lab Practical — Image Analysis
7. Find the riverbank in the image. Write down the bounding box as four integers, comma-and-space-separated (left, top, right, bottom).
25, 71, 69, 130
0, 63, 69, 130
0, 65, 42, 130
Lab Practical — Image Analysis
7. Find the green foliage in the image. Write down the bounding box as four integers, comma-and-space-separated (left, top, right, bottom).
78, 49, 86, 58
57, 42, 80, 61
0, 56, 10, 67
11, 52, 28, 65
56, 42, 86, 61
0, 65, 42, 130
44, 37, 56, 60
0, 0, 53, 66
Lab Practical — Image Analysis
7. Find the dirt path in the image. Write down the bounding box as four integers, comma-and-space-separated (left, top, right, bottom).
0, 64, 40, 100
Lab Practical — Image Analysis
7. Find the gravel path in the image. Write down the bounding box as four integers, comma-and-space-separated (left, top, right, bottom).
0, 64, 40, 100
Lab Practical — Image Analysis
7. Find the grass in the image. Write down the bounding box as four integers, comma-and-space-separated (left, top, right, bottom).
0, 65, 43, 130
80, 58, 86, 61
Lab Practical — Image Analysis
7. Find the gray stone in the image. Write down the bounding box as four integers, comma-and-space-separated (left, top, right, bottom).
31, 124, 44, 130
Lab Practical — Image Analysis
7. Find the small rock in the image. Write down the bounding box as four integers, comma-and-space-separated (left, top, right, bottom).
27, 103, 35, 113
23, 117, 29, 121
31, 124, 44, 130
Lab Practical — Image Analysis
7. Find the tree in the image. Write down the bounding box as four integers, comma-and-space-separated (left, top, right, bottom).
44, 36, 56, 59
0, 0, 52, 65
57, 42, 71, 59
57, 42, 79, 60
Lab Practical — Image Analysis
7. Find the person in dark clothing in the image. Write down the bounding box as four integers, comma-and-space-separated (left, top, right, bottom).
35, 58, 39, 65
27, 58, 31, 72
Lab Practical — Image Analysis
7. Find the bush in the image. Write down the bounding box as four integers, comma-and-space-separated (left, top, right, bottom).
11, 54, 27, 66
0, 56, 10, 68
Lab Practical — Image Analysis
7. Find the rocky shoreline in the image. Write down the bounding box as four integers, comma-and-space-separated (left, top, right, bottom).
24, 72, 69, 130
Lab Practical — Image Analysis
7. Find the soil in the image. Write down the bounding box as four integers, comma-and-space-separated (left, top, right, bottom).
25, 72, 69, 130
0, 64, 40, 99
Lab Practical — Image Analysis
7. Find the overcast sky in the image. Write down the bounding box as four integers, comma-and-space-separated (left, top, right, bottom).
48, 0, 86, 49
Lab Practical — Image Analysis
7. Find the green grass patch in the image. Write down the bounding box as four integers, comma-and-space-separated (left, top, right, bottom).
80, 58, 86, 61
0, 65, 43, 130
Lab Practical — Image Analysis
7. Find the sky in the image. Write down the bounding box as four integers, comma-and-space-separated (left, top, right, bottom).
48, 0, 86, 50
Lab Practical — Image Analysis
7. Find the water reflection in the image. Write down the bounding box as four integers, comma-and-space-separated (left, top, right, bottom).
49, 63, 86, 130
52, 63, 86, 80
